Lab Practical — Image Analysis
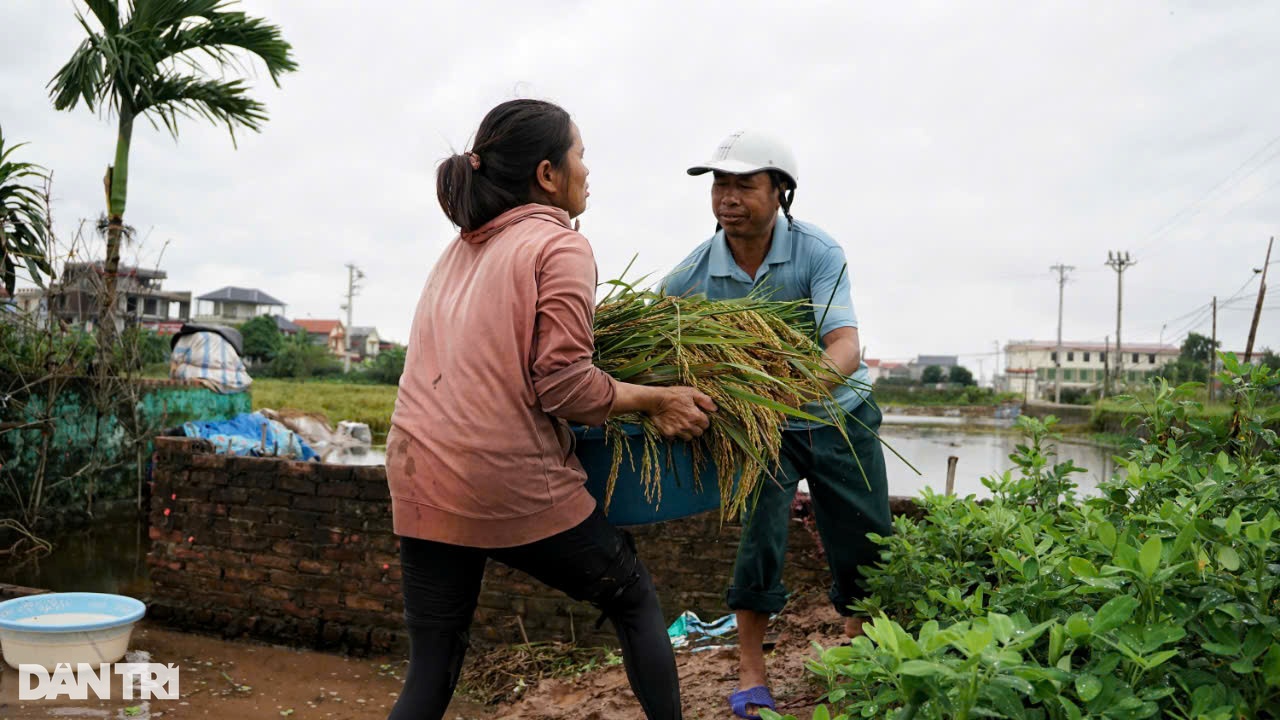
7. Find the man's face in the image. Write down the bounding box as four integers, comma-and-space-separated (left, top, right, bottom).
711, 171, 780, 239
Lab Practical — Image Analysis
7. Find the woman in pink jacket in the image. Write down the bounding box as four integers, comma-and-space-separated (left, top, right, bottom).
385, 99, 714, 720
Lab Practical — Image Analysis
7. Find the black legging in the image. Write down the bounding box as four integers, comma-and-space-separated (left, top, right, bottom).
387, 506, 682, 720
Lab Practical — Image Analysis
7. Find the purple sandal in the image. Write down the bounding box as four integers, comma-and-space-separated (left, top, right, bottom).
729, 686, 777, 719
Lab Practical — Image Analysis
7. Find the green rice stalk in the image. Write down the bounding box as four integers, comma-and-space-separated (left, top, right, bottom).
592, 286, 852, 520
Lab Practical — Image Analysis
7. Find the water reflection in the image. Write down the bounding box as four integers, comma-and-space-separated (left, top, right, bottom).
0, 517, 149, 596
322, 444, 386, 466
876, 424, 1118, 498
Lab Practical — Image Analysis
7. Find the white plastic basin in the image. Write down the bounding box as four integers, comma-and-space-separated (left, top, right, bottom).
0, 592, 146, 671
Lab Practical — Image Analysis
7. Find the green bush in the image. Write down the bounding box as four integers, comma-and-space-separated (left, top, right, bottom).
873, 382, 1020, 407
773, 356, 1280, 719
260, 333, 342, 379
238, 315, 282, 363
362, 346, 405, 385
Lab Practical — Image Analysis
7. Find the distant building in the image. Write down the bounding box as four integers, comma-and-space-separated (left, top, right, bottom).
32, 261, 192, 333
195, 287, 286, 324
866, 359, 911, 383
272, 315, 302, 337
294, 318, 346, 356
348, 326, 381, 360
13, 287, 44, 316
908, 354, 959, 381
1000, 340, 1180, 400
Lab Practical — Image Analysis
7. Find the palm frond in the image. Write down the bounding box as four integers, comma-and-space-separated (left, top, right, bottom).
82, 0, 121, 32
47, 22, 107, 111
158, 7, 298, 83
136, 73, 266, 140
0, 128, 52, 294
131, 0, 226, 29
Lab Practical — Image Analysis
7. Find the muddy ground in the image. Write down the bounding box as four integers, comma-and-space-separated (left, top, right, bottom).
0, 591, 843, 720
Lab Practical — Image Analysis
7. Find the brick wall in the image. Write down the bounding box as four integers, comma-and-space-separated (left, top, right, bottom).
148, 437, 921, 654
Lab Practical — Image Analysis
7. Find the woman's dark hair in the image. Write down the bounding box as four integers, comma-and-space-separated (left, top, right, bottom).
436, 99, 575, 232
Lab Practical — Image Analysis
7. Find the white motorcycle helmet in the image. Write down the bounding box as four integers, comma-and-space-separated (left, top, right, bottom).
688, 130, 798, 227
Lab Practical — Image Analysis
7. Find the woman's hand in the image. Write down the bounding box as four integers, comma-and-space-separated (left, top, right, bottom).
649, 387, 717, 441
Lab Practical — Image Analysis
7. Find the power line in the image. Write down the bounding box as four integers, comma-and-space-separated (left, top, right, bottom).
1135, 132, 1280, 255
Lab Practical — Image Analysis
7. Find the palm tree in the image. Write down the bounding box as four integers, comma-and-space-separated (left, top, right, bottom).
48, 0, 296, 356
0, 127, 53, 296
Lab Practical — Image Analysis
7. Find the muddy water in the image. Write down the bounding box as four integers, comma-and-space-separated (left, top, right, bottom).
0, 516, 150, 596
2, 427, 1116, 595
875, 421, 1118, 498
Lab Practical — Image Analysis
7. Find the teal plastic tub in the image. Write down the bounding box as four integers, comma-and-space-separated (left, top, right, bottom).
574, 424, 724, 525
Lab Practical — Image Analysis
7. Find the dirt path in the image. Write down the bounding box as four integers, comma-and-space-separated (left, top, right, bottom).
0, 622, 481, 720
494, 591, 844, 720
0, 591, 842, 720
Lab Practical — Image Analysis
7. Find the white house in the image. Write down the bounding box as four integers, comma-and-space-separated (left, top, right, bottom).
1000, 340, 1180, 400
195, 287, 286, 324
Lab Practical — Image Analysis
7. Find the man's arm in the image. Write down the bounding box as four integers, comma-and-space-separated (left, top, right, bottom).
820, 326, 861, 388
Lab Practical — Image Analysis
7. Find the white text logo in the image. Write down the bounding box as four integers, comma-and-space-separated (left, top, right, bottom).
18, 663, 180, 701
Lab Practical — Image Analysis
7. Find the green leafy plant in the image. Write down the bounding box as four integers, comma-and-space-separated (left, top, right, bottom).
0, 126, 52, 294
798, 361, 1280, 719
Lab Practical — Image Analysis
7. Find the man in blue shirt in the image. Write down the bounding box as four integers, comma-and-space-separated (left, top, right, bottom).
663, 130, 891, 719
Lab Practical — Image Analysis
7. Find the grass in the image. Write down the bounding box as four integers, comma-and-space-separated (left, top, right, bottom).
249, 378, 398, 441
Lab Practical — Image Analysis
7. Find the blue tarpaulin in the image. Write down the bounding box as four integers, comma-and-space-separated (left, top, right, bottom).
182, 412, 318, 461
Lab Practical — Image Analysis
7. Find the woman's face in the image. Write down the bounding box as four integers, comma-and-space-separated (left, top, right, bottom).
559, 123, 590, 218
535, 122, 590, 218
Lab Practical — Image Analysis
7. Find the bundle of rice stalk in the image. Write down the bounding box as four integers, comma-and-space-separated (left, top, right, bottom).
592, 281, 852, 520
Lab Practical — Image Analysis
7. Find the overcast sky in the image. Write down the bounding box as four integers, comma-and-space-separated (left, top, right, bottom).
4, 0, 1280, 380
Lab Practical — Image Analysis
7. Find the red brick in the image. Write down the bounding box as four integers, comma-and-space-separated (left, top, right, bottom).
223, 566, 267, 582
367, 581, 398, 598
271, 540, 315, 558
316, 482, 358, 498
259, 585, 293, 602
293, 495, 338, 513
320, 547, 362, 562
250, 554, 295, 571
301, 589, 341, 608
258, 523, 295, 539
297, 559, 334, 575
231, 506, 272, 524
278, 475, 316, 495
211, 485, 250, 504
227, 534, 271, 551
358, 483, 390, 500
269, 570, 306, 589
319, 465, 353, 484
190, 453, 227, 470
344, 594, 386, 612
248, 489, 291, 506
281, 600, 321, 619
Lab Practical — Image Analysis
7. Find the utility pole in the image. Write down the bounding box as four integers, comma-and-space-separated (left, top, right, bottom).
1050, 263, 1074, 404
993, 341, 1001, 389
1106, 251, 1137, 389
341, 262, 365, 374
1103, 335, 1111, 398
1210, 296, 1218, 402
1244, 236, 1273, 363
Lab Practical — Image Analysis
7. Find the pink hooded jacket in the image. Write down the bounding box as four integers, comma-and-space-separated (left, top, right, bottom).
386, 204, 617, 548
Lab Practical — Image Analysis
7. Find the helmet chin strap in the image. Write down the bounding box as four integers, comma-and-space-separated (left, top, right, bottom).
779, 186, 795, 230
